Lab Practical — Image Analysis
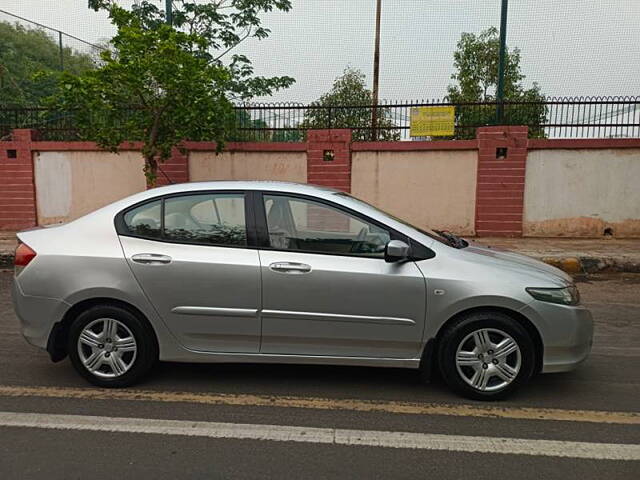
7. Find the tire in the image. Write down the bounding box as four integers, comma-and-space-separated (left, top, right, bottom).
437, 311, 535, 401
67, 305, 158, 388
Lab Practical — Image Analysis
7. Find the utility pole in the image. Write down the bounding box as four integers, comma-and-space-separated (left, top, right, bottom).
371, 0, 382, 140
496, 0, 509, 124
58, 31, 64, 71
165, 0, 172, 25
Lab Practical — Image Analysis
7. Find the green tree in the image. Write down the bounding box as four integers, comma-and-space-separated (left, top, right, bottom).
301, 68, 400, 141
231, 109, 270, 141
446, 27, 547, 139
271, 128, 303, 142
48, 0, 294, 185
0, 22, 94, 106
231, 108, 303, 142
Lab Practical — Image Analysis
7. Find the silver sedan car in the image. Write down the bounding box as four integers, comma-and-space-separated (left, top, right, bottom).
12, 181, 593, 400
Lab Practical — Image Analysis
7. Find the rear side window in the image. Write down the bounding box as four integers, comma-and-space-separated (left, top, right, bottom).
123, 200, 161, 239
164, 193, 246, 246
121, 193, 247, 247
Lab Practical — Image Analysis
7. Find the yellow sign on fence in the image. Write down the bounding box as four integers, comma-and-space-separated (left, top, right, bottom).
409, 106, 455, 137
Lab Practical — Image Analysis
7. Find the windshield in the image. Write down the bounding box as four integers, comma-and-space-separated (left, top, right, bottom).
333, 192, 456, 246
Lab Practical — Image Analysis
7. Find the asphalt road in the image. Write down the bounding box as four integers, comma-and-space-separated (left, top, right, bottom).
0, 270, 638, 479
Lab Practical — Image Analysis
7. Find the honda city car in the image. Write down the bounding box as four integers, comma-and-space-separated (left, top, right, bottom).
12, 181, 593, 400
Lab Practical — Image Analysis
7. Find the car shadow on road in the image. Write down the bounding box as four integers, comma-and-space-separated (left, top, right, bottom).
147, 361, 462, 401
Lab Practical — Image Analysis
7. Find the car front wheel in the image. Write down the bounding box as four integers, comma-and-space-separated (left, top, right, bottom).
67, 305, 157, 388
437, 311, 536, 401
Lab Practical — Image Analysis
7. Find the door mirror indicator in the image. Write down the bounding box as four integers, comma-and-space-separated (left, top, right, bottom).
384, 240, 410, 263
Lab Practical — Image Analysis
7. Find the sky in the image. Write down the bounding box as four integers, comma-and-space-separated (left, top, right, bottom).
1, 0, 639, 103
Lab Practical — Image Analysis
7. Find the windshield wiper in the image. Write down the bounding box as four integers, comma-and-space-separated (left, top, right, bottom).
434, 230, 468, 249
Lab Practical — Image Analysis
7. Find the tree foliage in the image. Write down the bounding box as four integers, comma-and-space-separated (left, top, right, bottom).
231, 108, 303, 142
49, 0, 295, 184
0, 21, 94, 106
301, 68, 400, 141
446, 27, 547, 139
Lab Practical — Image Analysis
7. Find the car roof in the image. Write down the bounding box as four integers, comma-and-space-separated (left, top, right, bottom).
142, 180, 339, 197
88, 181, 343, 218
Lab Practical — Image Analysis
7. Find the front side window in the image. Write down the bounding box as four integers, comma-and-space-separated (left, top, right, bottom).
164, 193, 247, 246
263, 194, 390, 257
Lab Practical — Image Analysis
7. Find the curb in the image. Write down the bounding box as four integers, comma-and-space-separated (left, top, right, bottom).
1, 250, 639, 274
537, 256, 640, 274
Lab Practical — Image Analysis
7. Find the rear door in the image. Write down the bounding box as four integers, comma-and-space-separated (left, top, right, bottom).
256, 193, 427, 359
118, 191, 261, 353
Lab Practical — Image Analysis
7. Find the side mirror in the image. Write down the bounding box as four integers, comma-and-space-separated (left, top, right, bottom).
384, 240, 410, 263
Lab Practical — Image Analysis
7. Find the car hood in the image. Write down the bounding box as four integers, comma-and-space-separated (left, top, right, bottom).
460, 241, 573, 285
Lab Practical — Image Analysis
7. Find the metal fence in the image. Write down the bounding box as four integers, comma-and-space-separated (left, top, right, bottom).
1, 97, 639, 142
234, 97, 640, 141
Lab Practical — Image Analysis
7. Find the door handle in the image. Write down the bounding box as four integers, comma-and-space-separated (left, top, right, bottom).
131, 253, 172, 265
269, 262, 312, 274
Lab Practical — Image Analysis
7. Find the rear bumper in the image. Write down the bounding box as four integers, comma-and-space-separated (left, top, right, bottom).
520, 301, 594, 373
11, 278, 69, 350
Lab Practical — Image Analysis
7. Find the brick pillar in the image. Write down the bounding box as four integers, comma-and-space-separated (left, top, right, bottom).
154, 147, 190, 187
475, 126, 528, 237
306, 129, 352, 192
0, 129, 38, 230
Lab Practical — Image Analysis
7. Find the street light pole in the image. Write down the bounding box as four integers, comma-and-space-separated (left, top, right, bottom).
371, 0, 382, 140
165, 0, 172, 25
496, 0, 509, 124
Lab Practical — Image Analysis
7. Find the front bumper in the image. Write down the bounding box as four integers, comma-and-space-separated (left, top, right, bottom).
520, 300, 594, 373
11, 278, 69, 350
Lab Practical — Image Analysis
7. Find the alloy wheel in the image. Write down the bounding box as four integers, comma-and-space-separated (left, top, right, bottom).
77, 318, 138, 378
455, 328, 522, 392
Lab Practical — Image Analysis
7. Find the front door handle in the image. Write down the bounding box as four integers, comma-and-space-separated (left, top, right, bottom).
269, 262, 312, 274
131, 253, 172, 265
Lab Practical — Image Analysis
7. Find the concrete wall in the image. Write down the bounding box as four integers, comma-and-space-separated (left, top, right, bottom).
34, 151, 146, 225
524, 148, 640, 237
4, 128, 639, 238
351, 150, 478, 235
189, 151, 307, 183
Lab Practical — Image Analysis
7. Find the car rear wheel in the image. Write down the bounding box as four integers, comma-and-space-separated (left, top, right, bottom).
437, 311, 535, 401
68, 305, 157, 388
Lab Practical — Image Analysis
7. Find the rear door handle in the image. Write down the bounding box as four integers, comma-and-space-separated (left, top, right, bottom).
269, 262, 312, 274
131, 253, 172, 265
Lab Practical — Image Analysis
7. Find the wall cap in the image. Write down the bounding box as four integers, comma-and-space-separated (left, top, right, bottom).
528, 138, 640, 150
353, 139, 477, 151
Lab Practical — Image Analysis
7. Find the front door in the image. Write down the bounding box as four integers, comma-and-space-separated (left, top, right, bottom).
118, 192, 261, 353
257, 193, 426, 359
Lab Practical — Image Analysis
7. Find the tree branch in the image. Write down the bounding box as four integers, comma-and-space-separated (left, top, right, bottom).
214, 27, 253, 61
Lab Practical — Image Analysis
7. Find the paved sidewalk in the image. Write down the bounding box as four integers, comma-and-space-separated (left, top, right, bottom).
1, 231, 639, 273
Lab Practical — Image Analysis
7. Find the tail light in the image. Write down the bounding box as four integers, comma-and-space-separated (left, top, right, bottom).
15, 242, 37, 276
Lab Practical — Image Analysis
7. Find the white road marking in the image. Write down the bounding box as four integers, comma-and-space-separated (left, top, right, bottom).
0, 411, 638, 461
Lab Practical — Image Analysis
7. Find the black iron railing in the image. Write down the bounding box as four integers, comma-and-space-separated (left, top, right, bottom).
1, 96, 639, 142
233, 97, 640, 141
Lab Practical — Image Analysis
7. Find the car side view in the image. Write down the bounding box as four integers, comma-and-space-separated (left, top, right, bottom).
12, 181, 593, 400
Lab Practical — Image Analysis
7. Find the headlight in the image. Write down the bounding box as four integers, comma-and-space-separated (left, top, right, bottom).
526, 286, 580, 306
